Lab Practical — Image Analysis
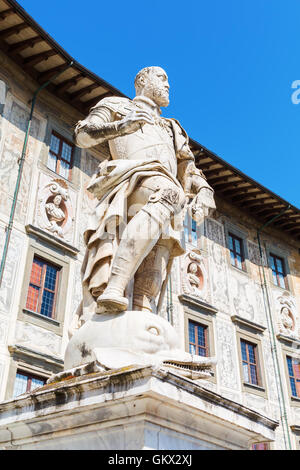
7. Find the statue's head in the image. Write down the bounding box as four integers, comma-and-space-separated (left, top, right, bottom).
53, 194, 62, 206
134, 66, 170, 107
188, 262, 198, 274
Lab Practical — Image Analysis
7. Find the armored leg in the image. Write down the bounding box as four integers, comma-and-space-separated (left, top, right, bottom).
97, 177, 185, 312
132, 238, 171, 312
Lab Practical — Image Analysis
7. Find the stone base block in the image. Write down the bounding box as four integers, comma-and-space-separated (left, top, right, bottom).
0, 366, 277, 450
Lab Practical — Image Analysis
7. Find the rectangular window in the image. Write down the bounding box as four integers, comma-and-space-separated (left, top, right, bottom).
240, 339, 261, 386
47, 132, 74, 180
13, 370, 46, 398
26, 257, 60, 318
252, 443, 269, 450
228, 233, 244, 270
269, 254, 287, 289
184, 212, 197, 246
287, 356, 300, 398
188, 321, 209, 357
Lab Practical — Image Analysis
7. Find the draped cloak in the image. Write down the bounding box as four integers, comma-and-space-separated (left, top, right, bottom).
79, 96, 197, 321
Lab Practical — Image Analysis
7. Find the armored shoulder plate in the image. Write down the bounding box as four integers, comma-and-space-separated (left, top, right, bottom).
90, 96, 134, 116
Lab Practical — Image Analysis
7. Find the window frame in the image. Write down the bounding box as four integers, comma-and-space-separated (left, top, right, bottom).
5, 345, 64, 400
269, 253, 288, 290
183, 301, 216, 384
25, 256, 60, 319
281, 344, 300, 408
183, 211, 199, 247
224, 221, 250, 275
251, 442, 270, 450
13, 369, 46, 398
19, 239, 70, 334
188, 320, 209, 357
47, 131, 74, 181
236, 328, 267, 397
265, 243, 292, 293
286, 355, 300, 399
39, 118, 81, 188
228, 232, 245, 271
240, 339, 262, 387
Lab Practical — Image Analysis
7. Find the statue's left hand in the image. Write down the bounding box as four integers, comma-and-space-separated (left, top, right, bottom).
188, 186, 216, 223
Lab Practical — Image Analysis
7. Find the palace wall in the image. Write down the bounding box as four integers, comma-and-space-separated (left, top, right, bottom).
0, 51, 299, 449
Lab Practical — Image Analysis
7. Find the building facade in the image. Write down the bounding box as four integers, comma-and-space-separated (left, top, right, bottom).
0, 0, 299, 450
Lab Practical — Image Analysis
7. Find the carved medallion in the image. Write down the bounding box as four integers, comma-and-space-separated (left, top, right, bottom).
36, 177, 74, 241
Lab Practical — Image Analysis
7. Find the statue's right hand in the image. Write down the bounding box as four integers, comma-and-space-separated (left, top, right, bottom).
118, 110, 154, 135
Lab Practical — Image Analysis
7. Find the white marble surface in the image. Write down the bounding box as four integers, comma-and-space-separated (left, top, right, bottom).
0, 366, 277, 450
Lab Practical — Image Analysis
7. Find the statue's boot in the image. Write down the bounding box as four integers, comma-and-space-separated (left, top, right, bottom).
97, 187, 183, 312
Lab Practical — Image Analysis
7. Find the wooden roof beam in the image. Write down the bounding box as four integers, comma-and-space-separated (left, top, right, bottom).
55, 74, 84, 93
8, 35, 44, 53
285, 227, 300, 235
82, 92, 113, 110
23, 49, 57, 67
204, 168, 233, 177
256, 208, 286, 219
207, 175, 230, 185
0, 22, 28, 39
69, 83, 99, 101
208, 176, 241, 186
273, 218, 300, 228
214, 181, 243, 192
229, 190, 263, 202
199, 162, 223, 171
254, 203, 285, 214
278, 223, 300, 231
193, 150, 206, 158
242, 197, 273, 208
38, 63, 67, 82
0, 8, 16, 20
196, 157, 213, 165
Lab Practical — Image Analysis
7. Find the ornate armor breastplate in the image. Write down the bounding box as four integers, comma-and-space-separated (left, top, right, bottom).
109, 118, 177, 176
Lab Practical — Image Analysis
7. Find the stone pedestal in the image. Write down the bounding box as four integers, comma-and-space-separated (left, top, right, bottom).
0, 366, 277, 450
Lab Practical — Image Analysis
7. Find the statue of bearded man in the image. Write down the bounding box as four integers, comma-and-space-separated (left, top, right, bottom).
74, 66, 215, 319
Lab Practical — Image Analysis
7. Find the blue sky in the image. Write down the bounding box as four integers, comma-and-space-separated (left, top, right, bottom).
18, 0, 300, 207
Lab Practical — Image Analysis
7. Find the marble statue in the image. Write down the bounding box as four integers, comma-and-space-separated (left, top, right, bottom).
188, 262, 201, 288
45, 194, 66, 236
37, 178, 70, 239
63, 67, 216, 380
279, 306, 295, 337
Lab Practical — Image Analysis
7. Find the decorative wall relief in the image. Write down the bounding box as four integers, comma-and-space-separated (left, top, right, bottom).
0, 98, 44, 222
9, 101, 40, 140
229, 273, 255, 322
243, 393, 268, 415
254, 282, 267, 326
205, 219, 229, 312
180, 250, 210, 302
216, 320, 239, 389
35, 174, 76, 244
79, 155, 99, 250
0, 314, 8, 344
275, 291, 298, 338
209, 241, 230, 313
83, 152, 101, 178
205, 217, 225, 247
262, 339, 279, 402
0, 230, 24, 315
14, 321, 61, 358
247, 240, 267, 266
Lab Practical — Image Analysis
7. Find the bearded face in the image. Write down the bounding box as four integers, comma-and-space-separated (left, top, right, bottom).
137, 67, 170, 107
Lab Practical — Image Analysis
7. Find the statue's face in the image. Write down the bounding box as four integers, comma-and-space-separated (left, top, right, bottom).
189, 263, 198, 274
54, 195, 62, 206
142, 67, 170, 107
